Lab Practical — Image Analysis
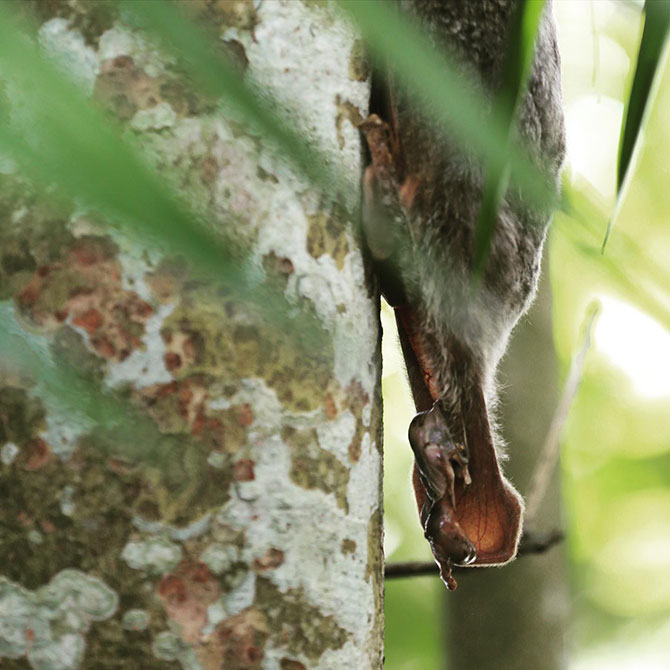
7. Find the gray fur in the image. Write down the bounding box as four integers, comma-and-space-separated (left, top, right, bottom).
394, 0, 566, 427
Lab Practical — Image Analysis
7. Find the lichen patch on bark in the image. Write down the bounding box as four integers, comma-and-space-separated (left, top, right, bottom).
306, 210, 350, 270
180, 0, 259, 34
335, 95, 365, 151
17, 235, 154, 363
0, 569, 118, 669
365, 506, 385, 666
147, 261, 336, 414
201, 608, 269, 670
255, 576, 348, 658
95, 55, 165, 121
281, 425, 350, 512
349, 38, 369, 82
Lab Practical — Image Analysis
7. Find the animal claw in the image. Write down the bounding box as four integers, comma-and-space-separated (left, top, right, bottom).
408, 401, 477, 587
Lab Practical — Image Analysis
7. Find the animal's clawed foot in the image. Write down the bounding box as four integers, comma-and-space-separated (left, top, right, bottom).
408, 402, 477, 589
409, 402, 471, 507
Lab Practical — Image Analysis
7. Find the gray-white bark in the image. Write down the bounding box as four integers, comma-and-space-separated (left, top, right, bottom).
0, 2, 382, 669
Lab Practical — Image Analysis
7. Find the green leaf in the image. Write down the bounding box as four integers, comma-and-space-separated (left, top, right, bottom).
0, 302, 180, 470
562, 185, 670, 293
618, 0, 670, 190
553, 212, 670, 331
604, 0, 670, 251
474, 0, 546, 276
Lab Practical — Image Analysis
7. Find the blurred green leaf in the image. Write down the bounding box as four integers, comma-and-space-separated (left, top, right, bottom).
604, 0, 670, 250
617, 0, 670, 190
563, 185, 670, 293
553, 213, 670, 330
0, 2, 328, 351
474, 0, 546, 276
0, 2, 238, 280
0, 301, 181, 470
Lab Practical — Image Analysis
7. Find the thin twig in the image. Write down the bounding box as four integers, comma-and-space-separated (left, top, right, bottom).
385, 561, 439, 579
524, 303, 600, 527
385, 528, 564, 579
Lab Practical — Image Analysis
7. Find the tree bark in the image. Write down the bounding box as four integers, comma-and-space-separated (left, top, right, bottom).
447, 255, 568, 670
0, 2, 382, 669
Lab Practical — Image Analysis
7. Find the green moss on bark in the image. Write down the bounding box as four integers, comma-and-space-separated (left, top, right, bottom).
281, 426, 349, 511
255, 577, 349, 660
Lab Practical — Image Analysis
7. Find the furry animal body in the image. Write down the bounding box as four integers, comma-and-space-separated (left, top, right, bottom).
362, 0, 566, 588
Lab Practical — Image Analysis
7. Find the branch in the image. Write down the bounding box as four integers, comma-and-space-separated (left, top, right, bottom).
384, 528, 564, 579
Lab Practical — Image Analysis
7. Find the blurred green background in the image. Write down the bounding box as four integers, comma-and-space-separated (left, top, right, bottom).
383, 2, 670, 668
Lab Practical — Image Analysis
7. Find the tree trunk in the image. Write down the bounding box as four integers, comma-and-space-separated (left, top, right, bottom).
448, 255, 568, 670
0, 2, 383, 669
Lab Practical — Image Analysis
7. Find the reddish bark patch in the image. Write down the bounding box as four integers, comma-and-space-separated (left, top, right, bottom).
161, 329, 200, 372
253, 548, 284, 573
70, 236, 116, 266
164, 351, 182, 371
280, 659, 307, 670
157, 559, 221, 644
210, 609, 269, 670
17, 283, 39, 308
157, 574, 187, 604
141, 377, 249, 453
202, 416, 225, 451
324, 393, 338, 420
235, 403, 253, 427
15, 235, 153, 363
72, 308, 103, 334
94, 337, 116, 359
233, 459, 255, 482
40, 520, 56, 534
21, 438, 52, 471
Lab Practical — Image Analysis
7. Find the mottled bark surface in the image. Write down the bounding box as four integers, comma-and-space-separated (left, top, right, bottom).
448, 256, 568, 670
0, 2, 383, 669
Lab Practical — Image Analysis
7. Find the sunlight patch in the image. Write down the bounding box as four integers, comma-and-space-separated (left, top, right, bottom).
594, 295, 670, 398
565, 95, 622, 199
